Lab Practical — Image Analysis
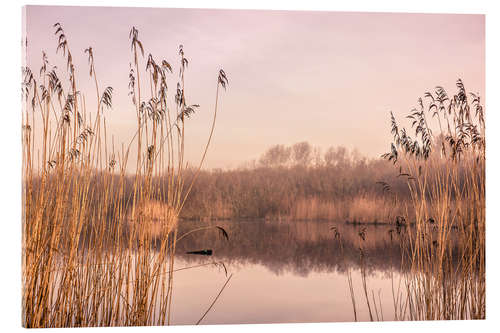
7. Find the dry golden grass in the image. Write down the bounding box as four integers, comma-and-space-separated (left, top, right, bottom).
127, 200, 178, 238
22, 24, 227, 327
342, 80, 485, 321
288, 196, 408, 223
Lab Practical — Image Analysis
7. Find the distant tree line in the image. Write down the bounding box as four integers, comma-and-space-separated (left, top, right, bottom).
180, 142, 411, 221
258, 141, 364, 169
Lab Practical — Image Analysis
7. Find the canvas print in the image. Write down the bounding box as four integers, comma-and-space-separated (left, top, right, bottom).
21, 6, 485, 327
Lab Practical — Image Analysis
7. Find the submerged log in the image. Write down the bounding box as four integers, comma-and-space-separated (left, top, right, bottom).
186, 249, 213, 256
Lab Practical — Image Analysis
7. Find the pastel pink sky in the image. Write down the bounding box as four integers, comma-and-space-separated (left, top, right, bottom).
24, 6, 485, 169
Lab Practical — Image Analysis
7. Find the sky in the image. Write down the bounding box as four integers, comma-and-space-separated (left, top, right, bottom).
24, 6, 485, 170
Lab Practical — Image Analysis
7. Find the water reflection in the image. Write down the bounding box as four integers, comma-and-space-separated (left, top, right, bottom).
167, 220, 407, 324
87, 219, 463, 324
174, 220, 403, 277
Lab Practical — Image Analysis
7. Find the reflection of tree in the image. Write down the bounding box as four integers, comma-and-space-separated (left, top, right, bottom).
173, 220, 409, 277
92, 219, 462, 279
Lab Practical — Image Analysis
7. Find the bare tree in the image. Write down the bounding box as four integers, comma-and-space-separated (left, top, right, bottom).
324, 146, 348, 168
292, 141, 312, 167
259, 144, 291, 167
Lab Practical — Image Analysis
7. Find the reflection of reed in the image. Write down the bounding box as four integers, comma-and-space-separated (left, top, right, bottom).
331, 227, 357, 321
171, 220, 463, 278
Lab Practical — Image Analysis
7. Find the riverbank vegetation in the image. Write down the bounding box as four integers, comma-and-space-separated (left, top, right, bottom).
335, 79, 485, 321
390, 79, 485, 320
22, 24, 228, 327
181, 149, 410, 222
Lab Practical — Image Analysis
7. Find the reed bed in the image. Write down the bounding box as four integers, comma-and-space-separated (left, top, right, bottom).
22, 24, 228, 327
181, 156, 413, 222
342, 80, 485, 321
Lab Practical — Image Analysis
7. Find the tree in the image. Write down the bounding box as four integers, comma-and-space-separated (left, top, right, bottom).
292, 141, 312, 167
324, 146, 349, 168
259, 144, 291, 167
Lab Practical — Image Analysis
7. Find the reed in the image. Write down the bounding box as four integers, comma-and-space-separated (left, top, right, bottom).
381, 79, 485, 320
180, 156, 413, 222
22, 24, 228, 327
336, 80, 485, 322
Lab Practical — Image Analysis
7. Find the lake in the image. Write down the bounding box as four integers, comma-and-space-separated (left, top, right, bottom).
169, 219, 408, 324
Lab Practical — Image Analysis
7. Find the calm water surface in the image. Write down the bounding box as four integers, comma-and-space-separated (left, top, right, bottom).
170, 220, 405, 324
